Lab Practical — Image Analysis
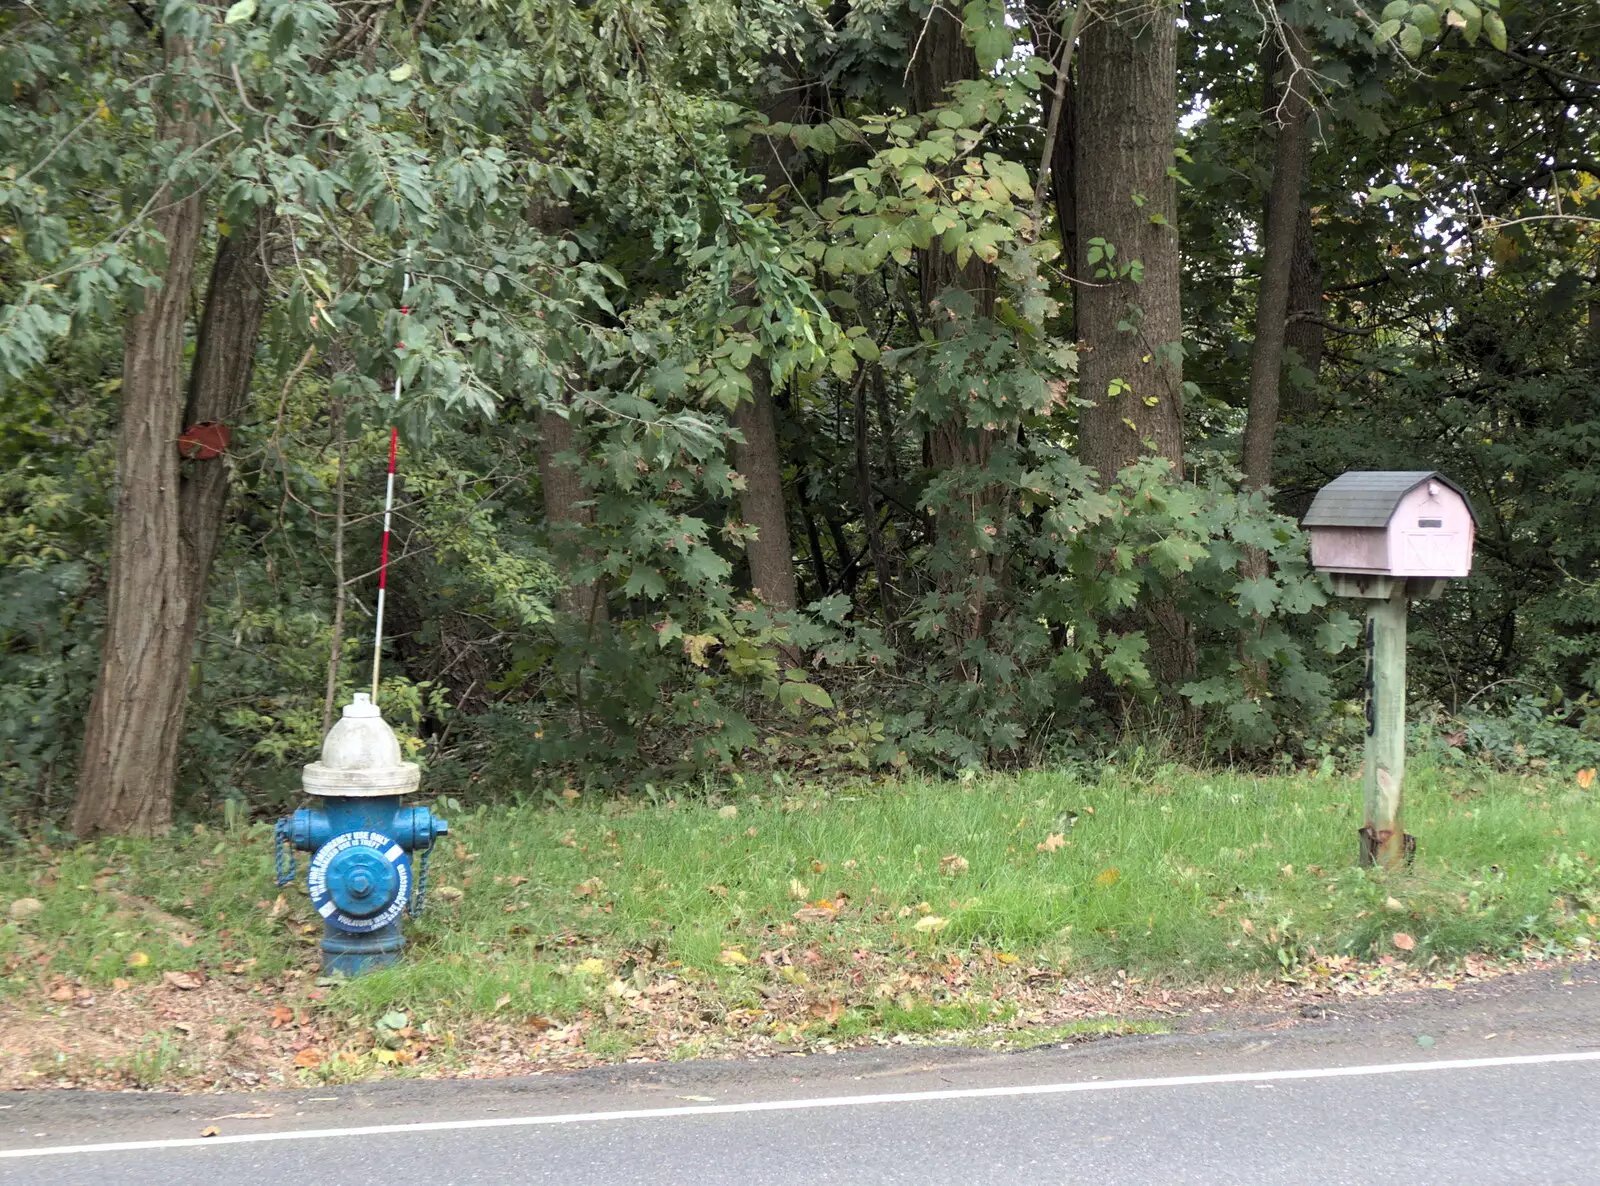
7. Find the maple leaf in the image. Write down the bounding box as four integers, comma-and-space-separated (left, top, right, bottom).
913, 915, 948, 934
292, 1047, 324, 1068
717, 948, 749, 965
938, 854, 969, 876
1579, 768, 1596, 790
1392, 932, 1416, 951
1037, 833, 1066, 853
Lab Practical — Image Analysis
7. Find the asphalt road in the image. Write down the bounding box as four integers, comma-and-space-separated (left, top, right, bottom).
5, 964, 1599, 1184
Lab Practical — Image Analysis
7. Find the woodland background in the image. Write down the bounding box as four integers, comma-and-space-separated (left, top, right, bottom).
3, 0, 1599, 840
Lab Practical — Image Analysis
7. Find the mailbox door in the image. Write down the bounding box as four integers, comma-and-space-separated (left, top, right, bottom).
1391, 483, 1473, 577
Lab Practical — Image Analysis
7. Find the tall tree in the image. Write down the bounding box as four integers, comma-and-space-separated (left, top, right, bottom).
1240, 23, 1313, 491
1074, 1, 1184, 481
71, 38, 209, 838
909, 0, 1005, 650
732, 71, 806, 612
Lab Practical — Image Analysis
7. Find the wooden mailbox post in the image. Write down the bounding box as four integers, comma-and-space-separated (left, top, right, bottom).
1302, 472, 1478, 869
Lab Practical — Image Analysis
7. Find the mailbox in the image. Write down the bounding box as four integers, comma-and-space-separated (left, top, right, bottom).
1303, 469, 1477, 871
1302, 471, 1477, 600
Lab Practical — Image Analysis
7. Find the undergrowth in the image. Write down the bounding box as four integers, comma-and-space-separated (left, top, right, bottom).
4, 759, 1599, 1033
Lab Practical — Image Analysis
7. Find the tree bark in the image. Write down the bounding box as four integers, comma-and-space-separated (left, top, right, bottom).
1032, 1, 1080, 338
854, 368, 895, 622
528, 192, 608, 628
1240, 25, 1312, 491
911, 3, 1004, 653
72, 49, 209, 838
1281, 198, 1325, 422
1075, 3, 1190, 684
322, 389, 348, 737
1074, 4, 1184, 481
731, 368, 799, 608
731, 74, 806, 611
538, 406, 608, 626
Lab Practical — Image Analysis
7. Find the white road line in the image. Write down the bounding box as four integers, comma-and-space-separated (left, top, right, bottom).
4, 1049, 1598, 1161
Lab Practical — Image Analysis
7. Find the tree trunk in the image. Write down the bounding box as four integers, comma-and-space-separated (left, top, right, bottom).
1075, 3, 1189, 684
854, 368, 895, 622
1074, 4, 1184, 481
538, 407, 608, 626
528, 192, 608, 628
911, 3, 1004, 654
1032, 1, 1080, 339
1240, 25, 1312, 491
731, 368, 799, 608
1281, 198, 1325, 422
731, 75, 806, 611
72, 52, 208, 838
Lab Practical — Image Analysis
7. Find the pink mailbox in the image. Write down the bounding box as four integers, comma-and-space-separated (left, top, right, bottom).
1302, 471, 1477, 599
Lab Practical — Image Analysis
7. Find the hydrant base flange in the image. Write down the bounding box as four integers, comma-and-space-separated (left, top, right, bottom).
320, 925, 406, 978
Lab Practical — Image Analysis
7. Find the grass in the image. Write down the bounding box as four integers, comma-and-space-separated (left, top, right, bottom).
4, 759, 1600, 1056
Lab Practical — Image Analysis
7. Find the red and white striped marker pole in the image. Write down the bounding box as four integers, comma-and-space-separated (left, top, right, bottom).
370, 274, 411, 702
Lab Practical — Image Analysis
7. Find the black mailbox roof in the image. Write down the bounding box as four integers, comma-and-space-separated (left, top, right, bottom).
1302, 471, 1478, 529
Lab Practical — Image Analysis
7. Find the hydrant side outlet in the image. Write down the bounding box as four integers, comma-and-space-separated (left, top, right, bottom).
274, 694, 448, 977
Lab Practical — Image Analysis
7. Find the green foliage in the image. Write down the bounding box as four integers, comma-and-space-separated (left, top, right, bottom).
2, 0, 1598, 829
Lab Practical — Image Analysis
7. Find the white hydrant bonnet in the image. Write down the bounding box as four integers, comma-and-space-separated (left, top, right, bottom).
302, 693, 421, 797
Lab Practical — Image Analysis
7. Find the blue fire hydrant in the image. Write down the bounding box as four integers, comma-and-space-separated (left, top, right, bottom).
273, 693, 448, 976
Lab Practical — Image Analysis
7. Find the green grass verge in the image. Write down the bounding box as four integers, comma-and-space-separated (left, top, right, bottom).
4, 761, 1599, 1032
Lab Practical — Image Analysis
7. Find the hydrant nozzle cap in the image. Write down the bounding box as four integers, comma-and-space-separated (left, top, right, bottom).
343, 693, 382, 719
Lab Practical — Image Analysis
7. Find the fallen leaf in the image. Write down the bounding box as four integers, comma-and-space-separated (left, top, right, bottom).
162, 970, 204, 991
526, 1015, 553, 1032
111, 978, 130, 991
717, 948, 749, 965
493, 993, 512, 1012
717, 805, 738, 819
1392, 932, 1416, 951
269, 895, 287, 919
793, 900, 839, 922
200, 1126, 221, 1138
1240, 918, 1256, 936
292, 1047, 324, 1069
913, 915, 948, 934
49, 984, 74, 1002
1037, 833, 1066, 853
268, 1006, 295, 1028
378, 1011, 408, 1030
1094, 867, 1121, 888
372, 1049, 400, 1065
573, 958, 606, 976
1415, 1034, 1435, 1049
938, 854, 969, 876
1384, 896, 1404, 912
1579, 768, 1596, 790
810, 860, 827, 874
508, 875, 529, 887
995, 952, 1019, 965
125, 951, 150, 968
788, 878, 810, 900
561, 787, 580, 804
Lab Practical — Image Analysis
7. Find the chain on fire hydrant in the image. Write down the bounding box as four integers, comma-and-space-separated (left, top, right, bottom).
273, 693, 448, 976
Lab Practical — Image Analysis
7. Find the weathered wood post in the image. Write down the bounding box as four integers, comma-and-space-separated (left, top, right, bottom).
1363, 589, 1409, 869
1302, 472, 1477, 870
